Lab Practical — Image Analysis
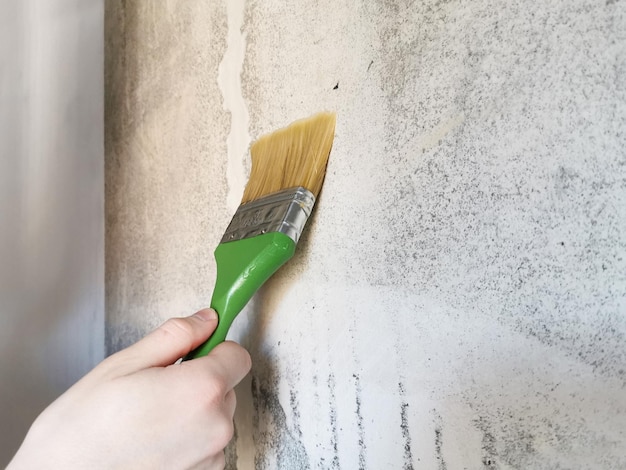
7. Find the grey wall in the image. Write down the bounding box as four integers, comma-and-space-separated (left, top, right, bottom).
105, 1, 626, 468
0, 0, 104, 464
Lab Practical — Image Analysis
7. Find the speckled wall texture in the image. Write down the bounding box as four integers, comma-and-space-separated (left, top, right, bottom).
105, 1, 626, 468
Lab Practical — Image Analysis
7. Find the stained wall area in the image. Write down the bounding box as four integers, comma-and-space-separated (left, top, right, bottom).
0, 0, 104, 464
105, 1, 626, 468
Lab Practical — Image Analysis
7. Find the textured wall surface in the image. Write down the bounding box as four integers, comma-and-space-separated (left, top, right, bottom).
0, 0, 104, 465
105, 1, 626, 468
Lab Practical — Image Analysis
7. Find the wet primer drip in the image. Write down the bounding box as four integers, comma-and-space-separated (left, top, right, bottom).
398, 382, 414, 470
217, 0, 250, 212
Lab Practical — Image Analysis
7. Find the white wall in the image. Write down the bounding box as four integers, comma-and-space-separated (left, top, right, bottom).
105, 1, 626, 468
0, 0, 104, 464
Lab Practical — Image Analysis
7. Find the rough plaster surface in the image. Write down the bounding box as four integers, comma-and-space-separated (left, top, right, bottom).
105, 0, 626, 468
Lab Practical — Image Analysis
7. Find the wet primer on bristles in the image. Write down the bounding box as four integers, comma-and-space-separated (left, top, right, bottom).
241, 112, 336, 204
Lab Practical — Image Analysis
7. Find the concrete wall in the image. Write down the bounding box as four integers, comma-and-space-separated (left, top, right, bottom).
0, 0, 104, 464
105, 1, 626, 468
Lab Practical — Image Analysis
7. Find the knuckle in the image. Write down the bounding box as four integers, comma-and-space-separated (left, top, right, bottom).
204, 377, 228, 404
160, 317, 195, 342
228, 389, 237, 409
223, 341, 252, 374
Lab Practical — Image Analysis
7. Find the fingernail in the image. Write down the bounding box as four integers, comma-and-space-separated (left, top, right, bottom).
194, 309, 218, 322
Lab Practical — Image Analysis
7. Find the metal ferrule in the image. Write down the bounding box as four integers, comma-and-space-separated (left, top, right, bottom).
221, 187, 316, 244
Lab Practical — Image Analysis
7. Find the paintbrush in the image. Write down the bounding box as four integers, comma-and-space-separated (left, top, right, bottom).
185, 112, 336, 359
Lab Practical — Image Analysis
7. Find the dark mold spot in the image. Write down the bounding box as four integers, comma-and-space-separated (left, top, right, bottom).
251, 375, 311, 469
473, 417, 498, 468
433, 411, 447, 470
353, 373, 367, 469
289, 389, 302, 438
327, 373, 341, 469
399, 382, 414, 469
434, 427, 447, 470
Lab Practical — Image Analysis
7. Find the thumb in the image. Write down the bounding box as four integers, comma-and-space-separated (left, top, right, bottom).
116, 309, 219, 370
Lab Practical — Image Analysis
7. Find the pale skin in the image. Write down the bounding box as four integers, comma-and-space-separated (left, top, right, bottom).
7, 308, 251, 470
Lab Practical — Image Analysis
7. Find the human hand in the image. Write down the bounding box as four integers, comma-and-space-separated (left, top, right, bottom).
7, 308, 251, 470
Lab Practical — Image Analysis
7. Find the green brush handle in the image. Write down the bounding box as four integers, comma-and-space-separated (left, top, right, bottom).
185, 232, 296, 359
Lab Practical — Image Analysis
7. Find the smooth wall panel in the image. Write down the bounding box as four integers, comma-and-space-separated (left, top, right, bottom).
0, 0, 104, 464
105, 1, 626, 468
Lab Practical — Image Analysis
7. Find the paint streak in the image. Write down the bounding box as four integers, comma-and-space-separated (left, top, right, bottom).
353, 373, 367, 470
217, 0, 250, 212
398, 382, 414, 470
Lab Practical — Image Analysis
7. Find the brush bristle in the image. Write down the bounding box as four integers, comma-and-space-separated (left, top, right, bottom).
241, 112, 336, 204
